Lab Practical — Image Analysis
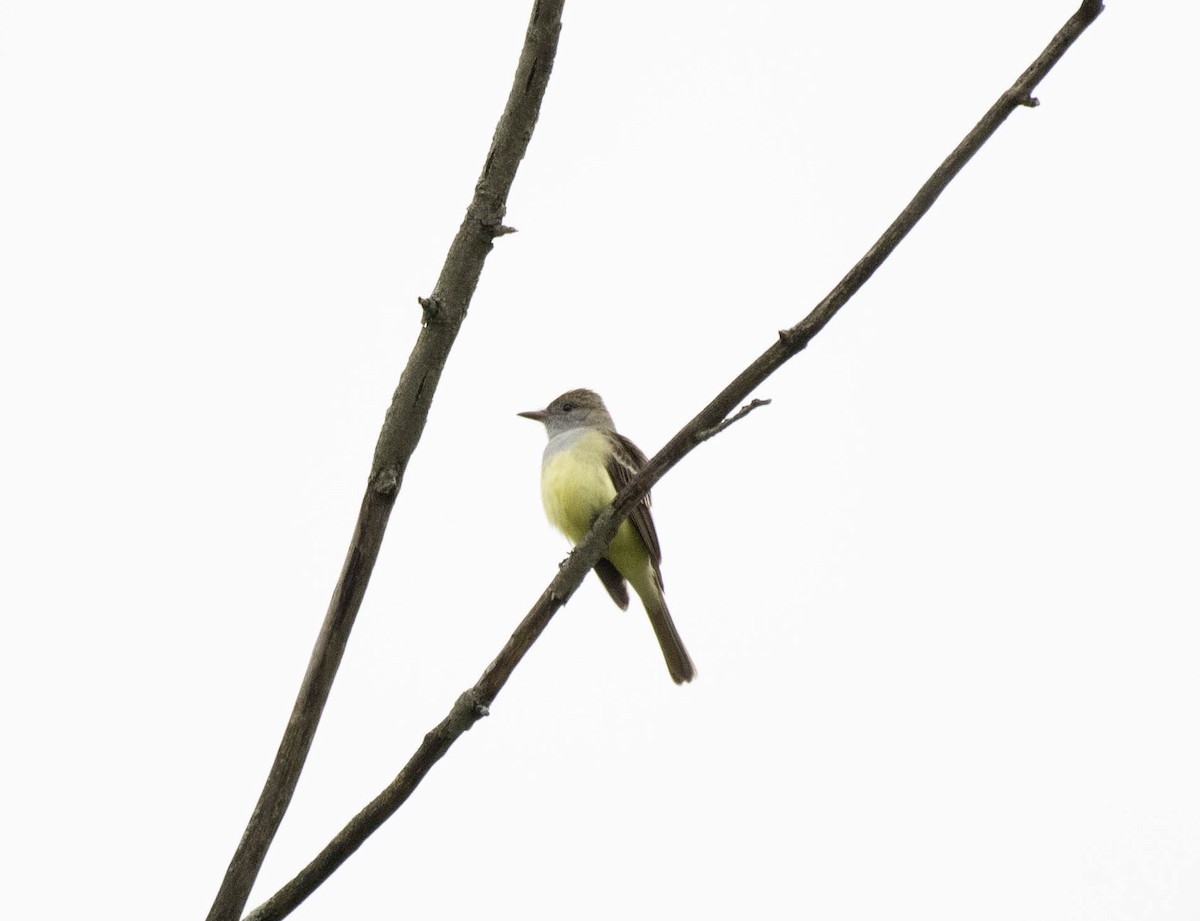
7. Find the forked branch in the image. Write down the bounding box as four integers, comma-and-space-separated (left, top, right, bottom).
242, 3, 1104, 919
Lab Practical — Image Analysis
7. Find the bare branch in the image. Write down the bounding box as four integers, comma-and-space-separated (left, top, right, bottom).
241, 3, 1104, 918
203, 3, 566, 920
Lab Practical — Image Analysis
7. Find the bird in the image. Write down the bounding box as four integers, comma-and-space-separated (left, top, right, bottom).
519, 388, 695, 684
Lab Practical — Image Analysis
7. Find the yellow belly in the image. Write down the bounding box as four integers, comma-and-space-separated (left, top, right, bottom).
540, 429, 650, 589
541, 429, 616, 543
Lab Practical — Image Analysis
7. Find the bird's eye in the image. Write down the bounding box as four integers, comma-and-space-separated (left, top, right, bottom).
561, 402, 575, 412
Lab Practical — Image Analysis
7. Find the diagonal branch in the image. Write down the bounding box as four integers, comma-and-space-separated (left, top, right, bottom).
203, 3, 567, 920
242, 2, 1103, 918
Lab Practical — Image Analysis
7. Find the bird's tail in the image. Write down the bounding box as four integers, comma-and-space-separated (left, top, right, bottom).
644, 590, 696, 685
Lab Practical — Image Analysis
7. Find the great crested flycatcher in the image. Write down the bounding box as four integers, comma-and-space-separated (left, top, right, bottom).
519, 388, 695, 684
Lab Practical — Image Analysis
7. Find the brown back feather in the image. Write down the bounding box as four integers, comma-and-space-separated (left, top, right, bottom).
603, 430, 663, 582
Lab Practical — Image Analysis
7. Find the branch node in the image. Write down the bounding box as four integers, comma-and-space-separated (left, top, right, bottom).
695, 398, 772, 443
447, 690, 490, 735
417, 295, 443, 325
372, 468, 399, 495
1008, 88, 1040, 108
492, 224, 519, 237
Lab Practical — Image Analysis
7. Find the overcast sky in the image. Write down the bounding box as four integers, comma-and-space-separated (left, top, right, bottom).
4, 2, 1198, 919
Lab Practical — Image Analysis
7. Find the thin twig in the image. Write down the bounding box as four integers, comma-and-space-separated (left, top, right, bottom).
241, 4, 1104, 918
695, 398, 772, 443
202, 3, 566, 920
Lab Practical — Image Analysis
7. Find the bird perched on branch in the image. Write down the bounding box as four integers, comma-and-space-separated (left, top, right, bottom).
519, 388, 695, 684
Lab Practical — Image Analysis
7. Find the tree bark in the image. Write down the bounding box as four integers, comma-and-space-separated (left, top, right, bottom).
203, 3, 567, 920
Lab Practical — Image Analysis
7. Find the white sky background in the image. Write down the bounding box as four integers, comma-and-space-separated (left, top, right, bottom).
2, 1, 1198, 918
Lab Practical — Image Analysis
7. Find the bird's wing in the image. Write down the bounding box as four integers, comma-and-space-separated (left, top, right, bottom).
593, 557, 630, 609
604, 430, 663, 570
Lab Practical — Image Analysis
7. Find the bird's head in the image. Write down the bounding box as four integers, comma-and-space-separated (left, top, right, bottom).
518, 388, 615, 437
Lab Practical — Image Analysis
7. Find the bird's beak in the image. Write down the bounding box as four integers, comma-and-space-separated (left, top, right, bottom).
517, 409, 548, 422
